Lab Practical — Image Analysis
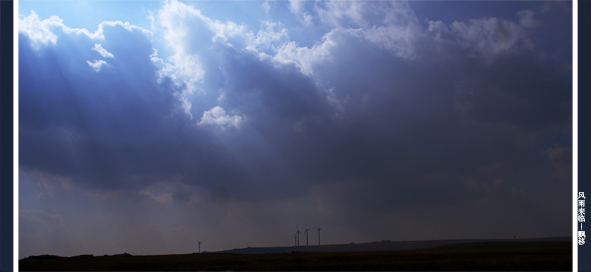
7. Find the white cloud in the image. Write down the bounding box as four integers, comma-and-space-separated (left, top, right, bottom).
289, 0, 305, 14
157, 0, 212, 98
20, 11, 152, 50
247, 21, 289, 54
316, 1, 418, 29
198, 106, 244, 129
91, 21, 153, 40
151, 0, 535, 125
272, 28, 359, 76
92, 44, 115, 58
288, 0, 314, 26
178, 95, 193, 119
86, 59, 108, 72
262, 0, 271, 14
273, 41, 320, 76
316, 0, 367, 28
147, 10, 156, 31
314, 1, 422, 59
209, 19, 252, 49
155, 0, 284, 120
19, 11, 60, 49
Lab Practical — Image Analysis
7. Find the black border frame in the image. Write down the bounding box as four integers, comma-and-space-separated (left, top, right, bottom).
1, 1, 14, 271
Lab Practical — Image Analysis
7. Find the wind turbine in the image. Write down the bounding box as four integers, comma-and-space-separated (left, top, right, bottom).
318, 227, 321, 245
198, 241, 201, 253
294, 226, 301, 246
304, 225, 309, 246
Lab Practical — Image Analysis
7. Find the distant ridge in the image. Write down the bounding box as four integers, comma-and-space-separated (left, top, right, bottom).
211, 236, 571, 254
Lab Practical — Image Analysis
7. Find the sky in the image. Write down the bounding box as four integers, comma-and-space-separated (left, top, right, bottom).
18, 0, 573, 258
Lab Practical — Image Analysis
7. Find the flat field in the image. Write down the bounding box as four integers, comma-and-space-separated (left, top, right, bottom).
19, 241, 572, 271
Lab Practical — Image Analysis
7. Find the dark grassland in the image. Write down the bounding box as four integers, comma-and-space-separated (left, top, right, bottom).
19, 241, 571, 271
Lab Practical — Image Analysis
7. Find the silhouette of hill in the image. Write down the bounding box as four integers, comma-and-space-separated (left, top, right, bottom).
19, 239, 572, 271
212, 236, 571, 254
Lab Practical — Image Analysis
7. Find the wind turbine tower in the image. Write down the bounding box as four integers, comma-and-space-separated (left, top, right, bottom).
294, 226, 301, 246
318, 227, 321, 245
304, 226, 309, 246
198, 241, 201, 253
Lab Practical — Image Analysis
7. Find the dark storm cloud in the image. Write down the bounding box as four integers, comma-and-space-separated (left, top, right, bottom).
19, 21, 189, 190
18, 17, 328, 200
458, 56, 571, 130
193, 24, 568, 217
309, 25, 570, 212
